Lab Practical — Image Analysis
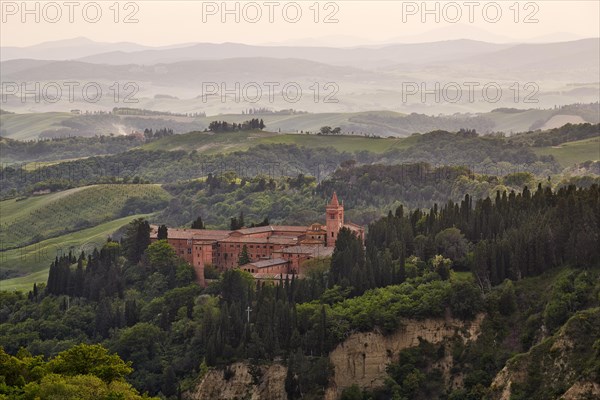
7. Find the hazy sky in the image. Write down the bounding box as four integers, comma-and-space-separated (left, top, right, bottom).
1, 0, 599, 47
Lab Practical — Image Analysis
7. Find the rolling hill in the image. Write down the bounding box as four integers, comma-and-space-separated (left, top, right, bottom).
140, 125, 600, 168
0, 213, 155, 291
533, 136, 600, 167
76, 39, 510, 67
140, 129, 417, 154
2, 106, 598, 141
71, 39, 599, 72
0, 112, 75, 140
1, 58, 373, 84
6, 37, 596, 71
2, 39, 598, 115
0, 184, 170, 250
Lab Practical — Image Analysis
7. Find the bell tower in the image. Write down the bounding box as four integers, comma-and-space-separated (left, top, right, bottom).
326, 192, 344, 247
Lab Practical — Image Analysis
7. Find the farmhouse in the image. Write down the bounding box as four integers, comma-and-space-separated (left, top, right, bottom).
150, 192, 364, 286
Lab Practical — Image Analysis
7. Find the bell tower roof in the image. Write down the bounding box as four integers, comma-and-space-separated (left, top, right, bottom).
329, 191, 340, 207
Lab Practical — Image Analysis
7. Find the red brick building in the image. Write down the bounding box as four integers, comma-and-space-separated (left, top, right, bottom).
150, 193, 364, 286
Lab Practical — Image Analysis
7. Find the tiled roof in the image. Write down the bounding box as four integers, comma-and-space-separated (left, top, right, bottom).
252, 273, 296, 280
344, 222, 364, 230
151, 223, 350, 254
234, 225, 308, 235
150, 226, 231, 240
243, 258, 289, 269
235, 226, 275, 235
300, 239, 326, 245
219, 236, 299, 245
193, 230, 233, 239
271, 226, 311, 233
274, 245, 334, 257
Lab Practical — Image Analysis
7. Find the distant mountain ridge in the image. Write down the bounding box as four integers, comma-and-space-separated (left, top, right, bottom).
1, 37, 191, 62
3, 37, 598, 69
75, 39, 513, 67
1, 38, 598, 115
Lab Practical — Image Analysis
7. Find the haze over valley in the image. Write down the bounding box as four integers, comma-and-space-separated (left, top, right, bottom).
1, 3, 600, 400
2, 37, 599, 117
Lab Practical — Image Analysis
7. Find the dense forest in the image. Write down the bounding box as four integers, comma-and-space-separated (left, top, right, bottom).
156, 163, 599, 229
1, 183, 598, 399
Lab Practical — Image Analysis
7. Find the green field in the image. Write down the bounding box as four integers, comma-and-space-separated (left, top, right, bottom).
142, 130, 418, 154
141, 130, 275, 153
0, 184, 170, 249
0, 214, 154, 292
533, 137, 600, 167
0, 112, 74, 140
487, 109, 555, 134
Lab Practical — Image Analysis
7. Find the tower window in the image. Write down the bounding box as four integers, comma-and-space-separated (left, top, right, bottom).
331, 232, 334, 237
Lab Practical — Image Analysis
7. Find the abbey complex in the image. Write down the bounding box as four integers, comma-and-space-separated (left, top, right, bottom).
150, 193, 364, 286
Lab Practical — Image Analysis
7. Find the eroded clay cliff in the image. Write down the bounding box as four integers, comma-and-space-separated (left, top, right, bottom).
189, 362, 288, 400
489, 308, 600, 400
324, 313, 485, 399
191, 314, 485, 400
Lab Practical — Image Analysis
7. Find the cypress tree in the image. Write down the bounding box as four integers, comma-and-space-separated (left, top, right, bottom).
238, 245, 251, 266
162, 366, 177, 397
157, 224, 168, 240
191, 216, 205, 229
125, 218, 151, 265
124, 299, 139, 326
